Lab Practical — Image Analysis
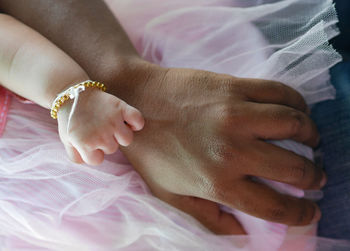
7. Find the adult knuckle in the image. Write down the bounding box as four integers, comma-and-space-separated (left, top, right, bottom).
216, 107, 233, 129
287, 111, 304, 136
234, 79, 252, 95
224, 76, 241, 90
295, 202, 308, 225
267, 200, 289, 221
190, 71, 210, 87
290, 158, 308, 181
204, 179, 225, 200
216, 104, 245, 129
217, 104, 233, 120
208, 143, 239, 165
214, 187, 228, 202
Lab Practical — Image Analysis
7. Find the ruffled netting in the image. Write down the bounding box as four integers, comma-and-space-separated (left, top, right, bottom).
0, 0, 349, 250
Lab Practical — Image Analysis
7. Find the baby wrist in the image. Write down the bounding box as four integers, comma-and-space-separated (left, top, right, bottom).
50, 80, 106, 119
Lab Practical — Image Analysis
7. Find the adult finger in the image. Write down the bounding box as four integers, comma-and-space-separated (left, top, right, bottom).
242, 140, 325, 190
209, 179, 321, 226
154, 190, 246, 235
243, 102, 319, 147
236, 78, 308, 113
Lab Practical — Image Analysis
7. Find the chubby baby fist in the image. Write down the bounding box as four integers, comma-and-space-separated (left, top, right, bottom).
57, 88, 144, 166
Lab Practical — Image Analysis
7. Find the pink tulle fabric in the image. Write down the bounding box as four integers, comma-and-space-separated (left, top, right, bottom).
0, 87, 11, 138
0, 0, 349, 250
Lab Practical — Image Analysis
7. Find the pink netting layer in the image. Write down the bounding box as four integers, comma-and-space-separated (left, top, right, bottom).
0, 87, 11, 138
0, 0, 349, 250
0, 86, 34, 139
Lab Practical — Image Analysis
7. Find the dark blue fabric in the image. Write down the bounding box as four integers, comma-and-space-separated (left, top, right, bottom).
331, 0, 350, 59
312, 0, 350, 240
312, 62, 350, 240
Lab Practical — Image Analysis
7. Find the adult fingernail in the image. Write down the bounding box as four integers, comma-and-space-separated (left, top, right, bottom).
311, 206, 322, 223
320, 172, 327, 188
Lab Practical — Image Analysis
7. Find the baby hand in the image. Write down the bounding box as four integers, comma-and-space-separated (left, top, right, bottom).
57, 87, 144, 165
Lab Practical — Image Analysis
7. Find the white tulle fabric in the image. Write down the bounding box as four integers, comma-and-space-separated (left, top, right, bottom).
0, 0, 348, 250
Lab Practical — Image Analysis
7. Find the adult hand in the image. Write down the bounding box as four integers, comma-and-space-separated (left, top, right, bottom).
0, 0, 324, 235
119, 63, 325, 234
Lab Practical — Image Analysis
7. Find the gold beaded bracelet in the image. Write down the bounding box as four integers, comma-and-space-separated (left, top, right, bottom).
50, 80, 106, 119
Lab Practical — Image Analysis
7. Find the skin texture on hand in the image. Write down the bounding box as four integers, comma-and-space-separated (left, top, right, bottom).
118, 64, 325, 234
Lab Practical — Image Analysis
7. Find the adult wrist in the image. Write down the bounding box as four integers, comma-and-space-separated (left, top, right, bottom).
97, 55, 165, 107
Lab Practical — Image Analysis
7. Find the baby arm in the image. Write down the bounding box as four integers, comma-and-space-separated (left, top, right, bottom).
0, 14, 144, 165
0, 14, 87, 108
